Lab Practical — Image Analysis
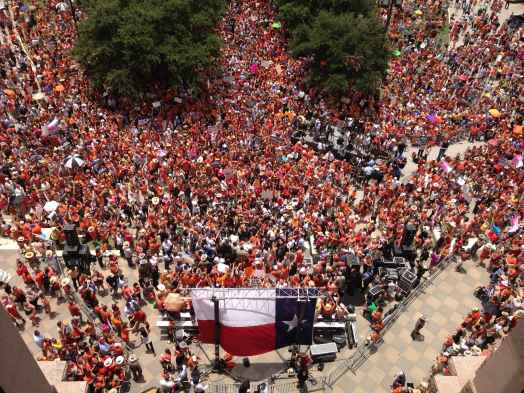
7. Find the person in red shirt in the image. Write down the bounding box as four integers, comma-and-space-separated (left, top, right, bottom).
132, 308, 149, 331
4, 301, 26, 326
68, 300, 83, 322
34, 269, 45, 289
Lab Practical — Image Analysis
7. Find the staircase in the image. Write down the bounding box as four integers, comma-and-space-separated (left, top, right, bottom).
38, 360, 88, 393
431, 355, 487, 393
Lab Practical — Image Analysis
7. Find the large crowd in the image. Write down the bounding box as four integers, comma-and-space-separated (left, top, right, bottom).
0, 0, 523, 392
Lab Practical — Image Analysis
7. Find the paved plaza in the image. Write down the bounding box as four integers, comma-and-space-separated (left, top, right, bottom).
0, 236, 488, 393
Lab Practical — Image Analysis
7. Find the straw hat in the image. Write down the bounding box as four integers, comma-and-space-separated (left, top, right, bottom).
157, 284, 166, 292
152, 197, 160, 206
87, 226, 96, 233
45, 250, 53, 257
104, 358, 113, 367
115, 356, 125, 365
128, 354, 138, 363
25, 251, 35, 259
17, 236, 25, 243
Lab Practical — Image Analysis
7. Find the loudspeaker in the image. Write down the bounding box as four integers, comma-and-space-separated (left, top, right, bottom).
385, 268, 399, 281
401, 246, 417, 262
243, 358, 250, 368
310, 342, 337, 363
64, 224, 80, 247
398, 270, 417, 293
401, 223, 417, 248
368, 285, 384, 299
332, 334, 347, 349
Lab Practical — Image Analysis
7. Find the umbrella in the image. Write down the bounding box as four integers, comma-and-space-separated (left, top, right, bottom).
164, 293, 185, 312
64, 154, 85, 169
488, 109, 501, 118
43, 201, 59, 213
272, 22, 281, 29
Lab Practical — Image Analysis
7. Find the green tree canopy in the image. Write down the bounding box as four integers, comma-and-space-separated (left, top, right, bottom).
276, 0, 389, 96
73, 0, 225, 97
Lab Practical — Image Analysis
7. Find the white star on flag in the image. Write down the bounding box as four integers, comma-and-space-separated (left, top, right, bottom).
283, 314, 307, 332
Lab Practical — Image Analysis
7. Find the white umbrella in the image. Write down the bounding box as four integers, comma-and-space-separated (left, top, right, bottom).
43, 200, 59, 213
64, 155, 84, 169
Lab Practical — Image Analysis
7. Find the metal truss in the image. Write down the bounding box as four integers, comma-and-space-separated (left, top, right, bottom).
191, 287, 320, 300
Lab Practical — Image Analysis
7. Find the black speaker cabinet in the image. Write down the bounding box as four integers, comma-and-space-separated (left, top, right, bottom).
401, 223, 417, 248
64, 224, 80, 247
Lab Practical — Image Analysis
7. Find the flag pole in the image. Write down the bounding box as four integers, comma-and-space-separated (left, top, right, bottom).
212, 296, 222, 371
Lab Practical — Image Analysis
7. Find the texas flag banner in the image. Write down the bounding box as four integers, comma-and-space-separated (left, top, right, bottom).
191, 288, 317, 356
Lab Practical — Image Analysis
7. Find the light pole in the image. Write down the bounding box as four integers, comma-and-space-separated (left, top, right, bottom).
67, 0, 78, 29
385, 0, 395, 32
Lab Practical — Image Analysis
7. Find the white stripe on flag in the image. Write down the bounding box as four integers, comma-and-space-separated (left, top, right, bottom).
192, 288, 276, 327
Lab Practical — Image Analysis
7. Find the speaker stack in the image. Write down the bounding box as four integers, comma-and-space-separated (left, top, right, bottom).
401, 223, 418, 262
310, 342, 337, 363
62, 224, 92, 274
398, 270, 417, 293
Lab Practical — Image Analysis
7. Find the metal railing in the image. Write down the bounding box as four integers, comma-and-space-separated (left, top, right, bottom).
208, 376, 327, 393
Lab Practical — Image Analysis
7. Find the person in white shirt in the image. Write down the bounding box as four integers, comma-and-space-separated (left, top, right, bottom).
33, 330, 44, 348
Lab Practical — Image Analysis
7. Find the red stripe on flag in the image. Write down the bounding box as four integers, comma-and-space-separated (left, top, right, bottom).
198, 320, 276, 356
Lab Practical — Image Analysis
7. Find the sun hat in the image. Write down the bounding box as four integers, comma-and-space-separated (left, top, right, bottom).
104, 358, 113, 367
115, 356, 124, 365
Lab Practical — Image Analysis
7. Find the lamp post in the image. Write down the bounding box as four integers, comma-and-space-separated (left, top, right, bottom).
385, 0, 395, 32
67, 0, 78, 29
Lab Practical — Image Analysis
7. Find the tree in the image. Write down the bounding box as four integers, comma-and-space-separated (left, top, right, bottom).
276, 0, 389, 96
73, 0, 225, 98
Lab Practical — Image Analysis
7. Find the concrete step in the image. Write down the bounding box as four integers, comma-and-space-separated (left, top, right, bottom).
38, 360, 88, 393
